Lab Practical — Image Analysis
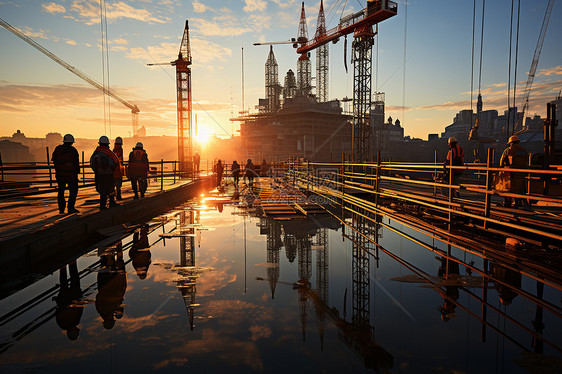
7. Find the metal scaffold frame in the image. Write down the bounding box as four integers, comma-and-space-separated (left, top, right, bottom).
265, 46, 280, 112
352, 28, 375, 161
351, 211, 371, 330
315, 0, 329, 102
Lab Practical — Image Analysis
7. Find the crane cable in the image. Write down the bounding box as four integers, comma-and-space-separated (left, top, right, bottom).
99, 0, 111, 137
470, 0, 476, 126
513, 0, 521, 133
507, 0, 515, 138
478, 0, 485, 96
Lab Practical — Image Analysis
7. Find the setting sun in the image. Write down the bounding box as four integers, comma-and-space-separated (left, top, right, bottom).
195, 125, 211, 145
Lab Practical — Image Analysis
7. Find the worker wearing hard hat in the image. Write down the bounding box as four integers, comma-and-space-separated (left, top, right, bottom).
445, 137, 465, 197
51, 134, 80, 214
90, 136, 121, 209
127, 142, 149, 199
112, 137, 125, 200
468, 119, 480, 162
193, 151, 201, 176
500, 135, 528, 208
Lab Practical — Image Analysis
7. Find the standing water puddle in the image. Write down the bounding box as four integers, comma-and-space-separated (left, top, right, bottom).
1, 186, 561, 373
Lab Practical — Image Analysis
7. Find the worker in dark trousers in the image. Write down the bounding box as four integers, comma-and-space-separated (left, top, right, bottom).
96, 242, 127, 330
445, 136, 464, 197
245, 159, 256, 188
214, 159, 224, 188
231, 160, 241, 188
112, 136, 125, 200
193, 151, 200, 176
127, 142, 149, 199
90, 136, 121, 209
52, 134, 80, 214
500, 135, 528, 208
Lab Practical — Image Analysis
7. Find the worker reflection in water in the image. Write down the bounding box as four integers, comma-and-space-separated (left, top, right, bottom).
51, 134, 80, 214
130, 225, 151, 280
112, 137, 125, 200
193, 151, 200, 176
500, 135, 528, 208
445, 137, 465, 197
245, 159, 256, 188
90, 136, 121, 210
127, 142, 149, 199
437, 257, 460, 322
261, 159, 269, 177
96, 242, 127, 329
231, 160, 241, 188
214, 159, 224, 188
490, 262, 522, 306
55, 261, 83, 340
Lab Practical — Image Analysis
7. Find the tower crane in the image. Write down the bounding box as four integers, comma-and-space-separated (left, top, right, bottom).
148, 21, 193, 174
296, 0, 397, 161
515, 0, 554, 133
0, 17, 141, 136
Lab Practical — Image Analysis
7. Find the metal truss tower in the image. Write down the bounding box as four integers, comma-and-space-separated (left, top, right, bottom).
283, 70, 297, 100
178, 209, 197, 330
297, 236, 312, 340
315, 0, 329, 102
265, 46, 280, 113
351, 211, 371, 331
352, 24, 375, 161
296, 3, 312, 97
266, 220, 282, 299
314, 229, 329, 304
176, 21, 193, 173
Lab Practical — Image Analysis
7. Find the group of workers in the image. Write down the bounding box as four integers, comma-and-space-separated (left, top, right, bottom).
213, 158, 268, 189
446, 132, 528, 207
51, 134, 150, 213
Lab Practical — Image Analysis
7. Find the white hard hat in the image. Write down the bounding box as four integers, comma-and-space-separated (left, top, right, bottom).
448, 136, 457, 144
99, 135, 110, 145
508, 135, 520, 144
135, 142, 143, 149
115, 136, 123, 145
63, 134, 74, 143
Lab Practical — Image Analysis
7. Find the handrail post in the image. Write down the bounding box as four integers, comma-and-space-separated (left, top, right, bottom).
161, 159, 164, 191
307, 160, 310, 192
341, 153, 345, 219
484, 148, 494, 229
46, 147, 52, 188
82, 151, 85, 186
433, 149, 437, 197
375, 151, 381, 209
448, 156, 453, 226
173, 161, 177, 184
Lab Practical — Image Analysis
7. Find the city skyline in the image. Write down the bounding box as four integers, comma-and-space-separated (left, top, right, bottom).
1, 0, 561, 141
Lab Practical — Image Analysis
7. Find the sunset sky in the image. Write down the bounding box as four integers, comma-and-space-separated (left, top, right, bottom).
1, 0, 561, 141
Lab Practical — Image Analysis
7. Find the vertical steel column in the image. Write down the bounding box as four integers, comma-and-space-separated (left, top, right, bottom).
161, 159, 164, 191
484, 148, 494, 229
351, 26, 374, 162
82, 151, 85, 186
46, 147, 52, 188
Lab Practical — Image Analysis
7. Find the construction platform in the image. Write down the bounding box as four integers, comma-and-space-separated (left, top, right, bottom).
0, 176, 213, 288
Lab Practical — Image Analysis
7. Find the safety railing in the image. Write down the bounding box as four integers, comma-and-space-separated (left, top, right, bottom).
0, 158, 220, 200
284, 150, 562, 243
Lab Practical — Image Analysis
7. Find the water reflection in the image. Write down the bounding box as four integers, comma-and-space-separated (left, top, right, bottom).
130, 225, 151, 280
96, 241, 127, 330
0, 181, 561, 373
54, 261, 83, 340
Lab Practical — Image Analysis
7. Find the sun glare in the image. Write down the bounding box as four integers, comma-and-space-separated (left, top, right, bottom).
196, 126, 211, 145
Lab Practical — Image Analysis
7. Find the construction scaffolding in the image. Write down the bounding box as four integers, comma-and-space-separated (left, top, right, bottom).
265, 46, 281, 113
315, 0, 329, 102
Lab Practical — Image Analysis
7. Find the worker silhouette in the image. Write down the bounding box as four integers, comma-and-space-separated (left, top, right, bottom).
112, 137, 125, 200
129, 225, 151, 280
90, 136, 121, 209
231, 160, 241, 188
214, 159, 224, 188
500, 135, 528, 208
127, 142, 149, 199
468, 120, 480, 162
193, 151, 200, 177
54, 261, 83, 340
445, 137, 464, 197
437, 256, 460, 322
51, 134, 80, 214
95, 242, 127, 329
245, 159, 256, 189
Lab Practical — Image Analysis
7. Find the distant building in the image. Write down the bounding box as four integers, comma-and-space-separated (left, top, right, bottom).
235, 97, 351, 162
